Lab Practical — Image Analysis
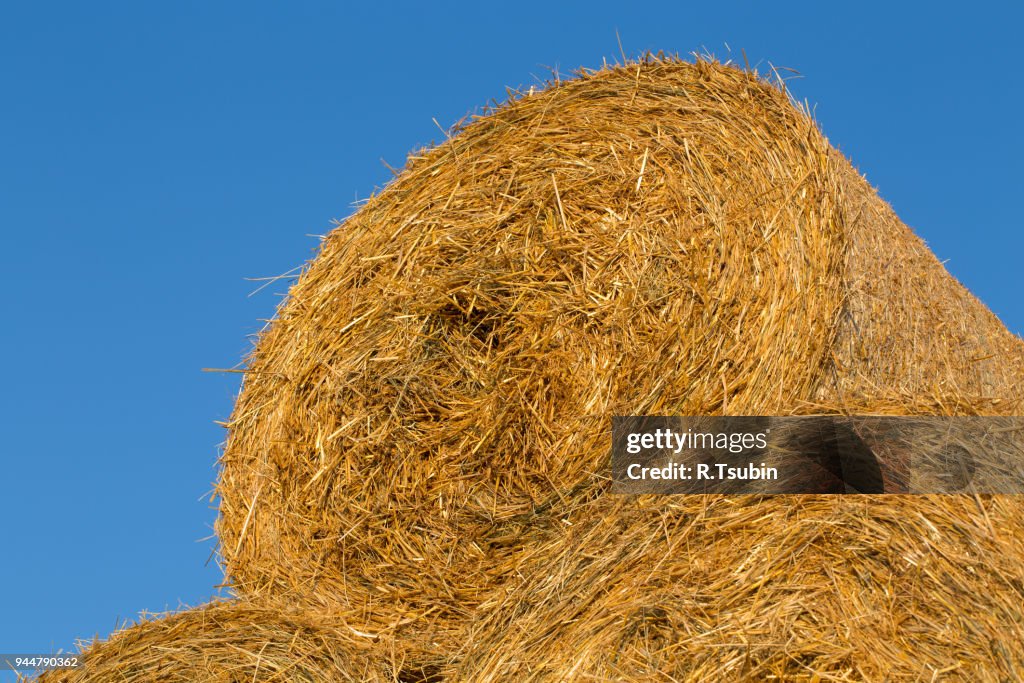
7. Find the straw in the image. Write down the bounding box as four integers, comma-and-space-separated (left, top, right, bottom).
32, 598, 418, 682
55, 55, 1024, 681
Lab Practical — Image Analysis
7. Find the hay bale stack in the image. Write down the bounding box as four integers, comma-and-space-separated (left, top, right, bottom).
213, 56, 1024, 678
33, 599, 422, 682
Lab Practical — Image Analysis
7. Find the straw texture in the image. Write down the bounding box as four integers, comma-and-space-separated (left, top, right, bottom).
213, 57, 1024, 680
45, 56, 1024, 682
447, 494, 1024, 680
818, 151, 1024, 407
32, 599, 408, 682
216, 57, 851, 621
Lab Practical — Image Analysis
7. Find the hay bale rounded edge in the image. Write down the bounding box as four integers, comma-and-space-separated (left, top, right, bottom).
32, 598, 434, 683
214, 56, 1024, 678
217, 57, 848, 614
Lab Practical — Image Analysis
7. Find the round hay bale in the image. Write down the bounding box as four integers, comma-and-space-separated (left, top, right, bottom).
215, 55, 1024, 677
217, 57, 849, 619
448, 493, 1024, 681
32, 599, 432, 683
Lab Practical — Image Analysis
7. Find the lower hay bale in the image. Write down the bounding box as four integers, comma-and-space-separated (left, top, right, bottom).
213, 54, 1024, 677
31, 599, 434, 683
437, 400, 1024, 680
448, 494, 1024, 681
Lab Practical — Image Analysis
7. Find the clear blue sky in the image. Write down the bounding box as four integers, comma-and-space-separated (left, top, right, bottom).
2, 1, 1022, 669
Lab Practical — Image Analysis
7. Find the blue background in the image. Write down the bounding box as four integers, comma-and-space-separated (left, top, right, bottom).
2, 0, 1021, 669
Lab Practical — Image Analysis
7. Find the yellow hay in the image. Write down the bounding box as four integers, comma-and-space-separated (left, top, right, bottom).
55, 56, 1023, 682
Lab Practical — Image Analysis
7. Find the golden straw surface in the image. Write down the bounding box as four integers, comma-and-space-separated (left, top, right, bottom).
51, 56, 1024, 682
217, 56, 849, 619
32, 598, 425, 683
